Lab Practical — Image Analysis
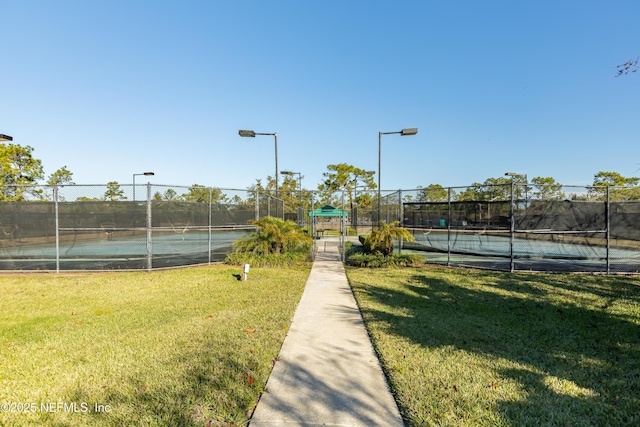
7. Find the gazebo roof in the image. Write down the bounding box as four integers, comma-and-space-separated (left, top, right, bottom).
308, 205, 349, 217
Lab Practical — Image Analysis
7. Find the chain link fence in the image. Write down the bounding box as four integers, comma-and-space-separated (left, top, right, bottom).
1, 183, 639, 273
400, 184, 640, 274
0, 184, 285, 271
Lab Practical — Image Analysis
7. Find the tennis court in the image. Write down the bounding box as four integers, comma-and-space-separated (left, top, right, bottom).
0, 228, 250, 270
405, 228, 640, 273
2, 183, 640, 273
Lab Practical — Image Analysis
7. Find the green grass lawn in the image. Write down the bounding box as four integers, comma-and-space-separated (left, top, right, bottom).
346, 266, 640, 427
0, 265, 310, 427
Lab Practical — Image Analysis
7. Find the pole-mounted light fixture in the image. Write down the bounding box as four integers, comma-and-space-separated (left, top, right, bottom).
378, 128, 418, 225
0, 134, 13, 142
239, 130, 279, 213
133, 172, 155, 201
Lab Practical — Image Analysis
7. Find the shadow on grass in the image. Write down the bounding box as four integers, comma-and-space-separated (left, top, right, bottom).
354, 269, 640, 426
62, 333, 260, 427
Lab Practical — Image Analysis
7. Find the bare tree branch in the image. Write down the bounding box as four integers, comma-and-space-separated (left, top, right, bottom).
615, 57, 639, 77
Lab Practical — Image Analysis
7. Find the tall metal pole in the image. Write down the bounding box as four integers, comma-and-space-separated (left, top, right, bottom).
274, 133, 278, 204
239, 130, 278, 217
377, 128, 418, 227
378, 132, 382, 225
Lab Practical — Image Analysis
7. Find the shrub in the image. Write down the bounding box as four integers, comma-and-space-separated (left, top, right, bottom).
359, 221, 415, 256
346, 252, 424, 268
233, 216, 312, 255
224, 250, 312, 267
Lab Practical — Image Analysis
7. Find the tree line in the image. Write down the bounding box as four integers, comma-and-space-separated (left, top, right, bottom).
2, 142, 639, 204
411, 172, 640, 203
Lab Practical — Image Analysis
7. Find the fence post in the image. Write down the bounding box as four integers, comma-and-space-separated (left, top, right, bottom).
606, 187, 610, 274
208, 187, 212, 265
399, 189, 403, 254
255, 190, 260, 220
311, 192, 316, 259
447, 187, 451, 267
146, 182, 152, 271
54, 185, 60, 273
341, 191, 345, 262
385, 193, 389, 223
509, 180, 515, 272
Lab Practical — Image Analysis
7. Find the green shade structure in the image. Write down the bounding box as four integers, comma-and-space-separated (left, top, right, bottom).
308, 205, 349, 217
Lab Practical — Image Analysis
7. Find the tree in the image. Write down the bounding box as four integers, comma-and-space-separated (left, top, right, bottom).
593, 171, 639, 187
361, 220, 415, 256
0, 143, 45, 201
104, 181, 126, 201
456, 182, 485, 201
456, 178, 507, 201
416, 184, 449, 202
456, 176, 528, 202
530, 177, 565, 200
589, 171, 640, 201
45, 166, 75, 201
232, 216, 312, 255
317, 164, 376, 209
181, 185, 226, 203
615, 57, 639, 77
278, 175, 303, 214
47, 166, 74, 186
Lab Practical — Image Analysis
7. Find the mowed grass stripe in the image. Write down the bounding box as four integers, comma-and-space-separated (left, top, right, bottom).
346, 266, 640, 427
1, 265, 310, 426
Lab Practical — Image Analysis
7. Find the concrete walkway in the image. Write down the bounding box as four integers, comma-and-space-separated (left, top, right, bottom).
249, 237, 404, 427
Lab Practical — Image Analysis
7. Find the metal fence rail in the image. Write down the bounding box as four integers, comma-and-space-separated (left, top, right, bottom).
400, 184, 640, 274
1, 183, 639, 273
0, 184, 285, 271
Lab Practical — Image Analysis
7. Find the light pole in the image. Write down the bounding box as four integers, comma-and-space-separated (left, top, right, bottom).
378, 128, 418, 225
0, 134, 13, 142
239, 130, 279, 215
133, 172, 154, 201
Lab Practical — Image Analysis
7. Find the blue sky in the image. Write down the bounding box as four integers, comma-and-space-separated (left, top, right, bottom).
2, 1, 639, 191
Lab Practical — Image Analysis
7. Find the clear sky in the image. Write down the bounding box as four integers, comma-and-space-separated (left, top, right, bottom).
2, 0, 639, 192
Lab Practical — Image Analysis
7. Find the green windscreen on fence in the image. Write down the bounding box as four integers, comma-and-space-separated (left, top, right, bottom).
1, 184, 638, 273
0, 184, 285, 271
403, 195, 640, 273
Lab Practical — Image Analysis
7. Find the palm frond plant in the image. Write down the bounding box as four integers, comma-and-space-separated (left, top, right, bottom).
232, 216, 312, 255
361, 220, 415, 256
